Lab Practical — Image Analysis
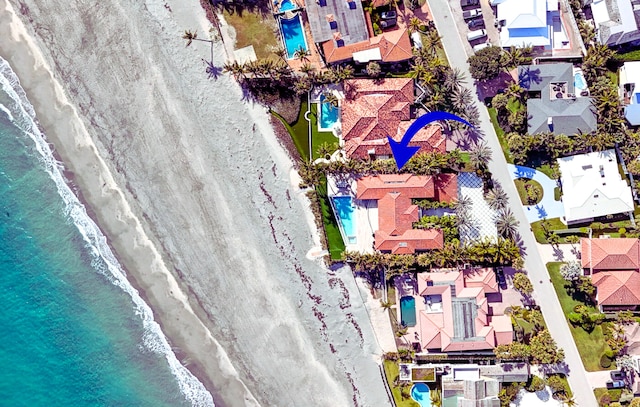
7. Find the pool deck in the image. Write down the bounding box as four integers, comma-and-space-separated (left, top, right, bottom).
327, 175, 376, 253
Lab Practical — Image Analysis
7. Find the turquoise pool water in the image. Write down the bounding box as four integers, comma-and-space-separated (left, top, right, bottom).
280, 14, 308, 59
574, 72, 586, 90
411, 383, 431, 407
331, 196, 356, 244
400, 296, 416, 327
319, 96, 339, 130
279, 0, 296, 11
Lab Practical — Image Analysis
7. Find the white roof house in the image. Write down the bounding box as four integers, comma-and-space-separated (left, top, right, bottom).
620, 61, 640, 125
558, 149, 634, 224
496, 0, 560, 48
591, 0, 640, 47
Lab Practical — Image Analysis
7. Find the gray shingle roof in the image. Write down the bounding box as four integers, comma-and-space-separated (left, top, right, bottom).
519, 63, 597, 135
305, 0, 369, 45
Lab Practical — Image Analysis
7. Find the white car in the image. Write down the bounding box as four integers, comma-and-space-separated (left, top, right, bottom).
467, 29, 487, 41
473, 42, 491, 52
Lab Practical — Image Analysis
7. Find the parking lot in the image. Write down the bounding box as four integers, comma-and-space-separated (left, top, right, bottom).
447, 0, 501, 58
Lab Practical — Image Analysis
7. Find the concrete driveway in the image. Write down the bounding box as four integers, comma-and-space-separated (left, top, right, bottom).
507, 164, 565, 223
427, 1, 597, 405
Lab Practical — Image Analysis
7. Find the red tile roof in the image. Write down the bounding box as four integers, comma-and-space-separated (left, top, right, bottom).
341, 78, 446, 160
414, 270, 512, 352
356, 174, 453, 254
592, 271, 640, 306
581, 238, 640, 271
321, 28, 413, 64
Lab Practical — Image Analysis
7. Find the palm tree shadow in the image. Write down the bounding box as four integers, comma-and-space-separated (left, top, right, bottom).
203, 59, 223, 80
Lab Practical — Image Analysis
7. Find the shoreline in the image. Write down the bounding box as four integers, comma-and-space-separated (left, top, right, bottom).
0, 2, 257, 405
0, 0, 390, 406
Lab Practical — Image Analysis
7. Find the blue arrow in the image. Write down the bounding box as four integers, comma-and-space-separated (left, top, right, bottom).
388, 111, 473, 170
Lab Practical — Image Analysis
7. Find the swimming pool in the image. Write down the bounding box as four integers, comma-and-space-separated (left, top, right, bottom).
319, 95, 339, 131
331, 196, 357, 244
278, 0, 296, 11
411, 383, 431, 407
279, 14, 308, 59
400, 296, 416, 327
574, 71, 587, 91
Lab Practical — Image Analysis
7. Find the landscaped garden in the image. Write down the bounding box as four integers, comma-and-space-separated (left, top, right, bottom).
547, 262, 614, 371
514, 178, 543, 206
383, 359, 420, 407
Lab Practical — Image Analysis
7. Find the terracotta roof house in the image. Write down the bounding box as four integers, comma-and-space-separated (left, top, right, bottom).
518, 63, 596, 136
342, 78, 445, 160
557, 150, 634, 225
356, 174, 457, 254
413, 269, 513, 352
581, 237, 640, 311
305, 0, 412, 65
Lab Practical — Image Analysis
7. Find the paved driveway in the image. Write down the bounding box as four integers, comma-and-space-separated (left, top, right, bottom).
427, 1, 597, 405
507, 164, 565, 223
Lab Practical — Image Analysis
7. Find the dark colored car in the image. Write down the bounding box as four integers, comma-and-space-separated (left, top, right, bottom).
460, 0, 479, 7
495, 267, 507, 289
380, 18, 397, 29
606, 380, 625, 389
468, 18, 484, 29
610, 371, 625, 381
380, 10, 397, 20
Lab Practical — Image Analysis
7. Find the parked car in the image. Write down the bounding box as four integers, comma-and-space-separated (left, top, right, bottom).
606, 380, 625, 389
380, 18, 397, 29
495, 267, 507, 289
460, 0, 479, 7
410, 31, 423, 49
467, 29, 487, 41
463, 9, 482, 20
380, 10, 397, 20
473, 42, 490, 52
610, 371, 625, 381
468, 18, 484, 29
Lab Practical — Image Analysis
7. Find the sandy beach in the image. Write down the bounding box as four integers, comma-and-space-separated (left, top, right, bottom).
0, 0, 391, 406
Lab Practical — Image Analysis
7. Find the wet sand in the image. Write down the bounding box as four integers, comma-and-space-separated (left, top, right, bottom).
0, 0, 391, 406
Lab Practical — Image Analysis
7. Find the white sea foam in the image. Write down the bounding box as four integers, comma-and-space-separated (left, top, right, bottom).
0, 57, 215, 407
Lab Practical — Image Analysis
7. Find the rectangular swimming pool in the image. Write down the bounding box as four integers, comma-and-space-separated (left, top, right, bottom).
400, 296, 417, 327
279, 14, 308, 59
331, 196, 356, 244
319, 96, 339, 131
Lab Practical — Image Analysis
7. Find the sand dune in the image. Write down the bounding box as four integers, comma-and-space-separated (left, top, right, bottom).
0, 0, 390, 406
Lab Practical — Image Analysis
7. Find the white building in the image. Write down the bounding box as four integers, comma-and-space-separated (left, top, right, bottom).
557, 149, 634, 225
591, 0, 640, 47
620, 61, 640, 125
493, 0, 568, 49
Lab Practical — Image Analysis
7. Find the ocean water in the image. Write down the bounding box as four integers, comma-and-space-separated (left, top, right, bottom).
0, 58, 214, 406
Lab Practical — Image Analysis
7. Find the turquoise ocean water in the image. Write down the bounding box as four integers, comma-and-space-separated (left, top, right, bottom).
0, 57, 214, 406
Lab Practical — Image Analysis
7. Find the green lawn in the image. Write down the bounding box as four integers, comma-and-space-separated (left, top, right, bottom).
383, 360, 420, 407
548, 263, 611, 372
487, 107, 513, 163
530, 217, 566, 243
309, 102, 340, 159
222, 10, 279, 59
514, 178, 543, 205
317, 178, 346, 260
536, 163, 557, 179
274, 97, 340, 161
554, 187, 561, 201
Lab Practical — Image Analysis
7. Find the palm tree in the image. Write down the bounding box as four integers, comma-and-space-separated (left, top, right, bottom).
294, 46, 311, 62
316, 142, 333, 159
366, 61, 382, 78
273, 46, 287, 60
182, 29, 198, 47
469, 143, 492, 172
430, 389, 443, 407
485, 186, 508, 211
451, 87, 473, 112
322, 91, 339, 108
444, 67, 467, 92
300, 62, 315, 76
409, 17, 423, 33
495, 208, 520, 241
561, 395, 577, 406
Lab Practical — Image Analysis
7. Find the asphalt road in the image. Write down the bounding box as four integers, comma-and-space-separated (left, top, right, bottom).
427, 0, 598, 405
